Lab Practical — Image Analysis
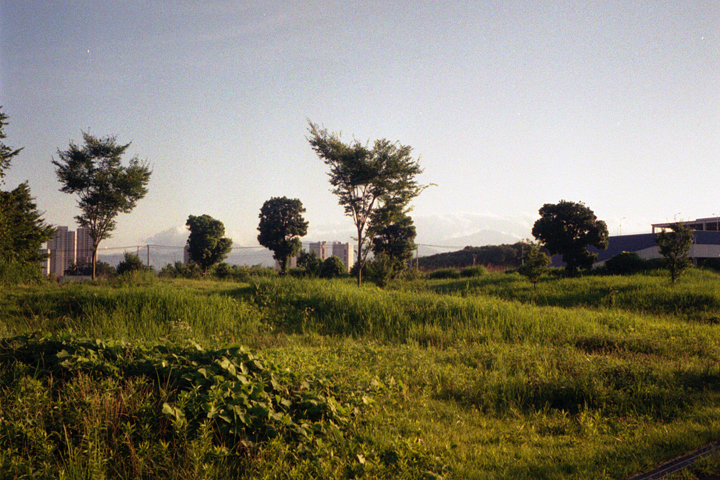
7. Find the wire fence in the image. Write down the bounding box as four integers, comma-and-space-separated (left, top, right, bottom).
44, 241, 464, 275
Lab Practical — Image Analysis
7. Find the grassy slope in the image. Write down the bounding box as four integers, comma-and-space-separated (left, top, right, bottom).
1, 271, 720, 478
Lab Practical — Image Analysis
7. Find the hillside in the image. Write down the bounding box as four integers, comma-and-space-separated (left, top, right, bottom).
418, 243, 523, 270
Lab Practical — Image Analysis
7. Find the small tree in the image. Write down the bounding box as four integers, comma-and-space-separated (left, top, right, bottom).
531, 200, 608, 275
116, 252, 149, 276
65, 260, 116, 277
257, 197, 309, 274
518, 241, 550, 288
54, 132, 152, 279
656, 223, 693, 283
320, 255, 347, 279
308, 122, 425, 286
186, 214, 233, 274
297, 250, 322, 277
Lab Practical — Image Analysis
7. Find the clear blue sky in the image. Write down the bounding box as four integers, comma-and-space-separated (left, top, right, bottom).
2, 1, 718, 251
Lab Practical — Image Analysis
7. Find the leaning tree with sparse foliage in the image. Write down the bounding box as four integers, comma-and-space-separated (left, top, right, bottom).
54, 132, 151, 279
185, 214, 233, 275
655, 222, 694, 283
257, 197, 309, 274
307, 121, 425, 286
531, 200, 608, 275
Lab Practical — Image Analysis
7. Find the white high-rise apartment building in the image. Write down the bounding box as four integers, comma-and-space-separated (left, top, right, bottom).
45, 226, 93, 277
331, 242, 354, 272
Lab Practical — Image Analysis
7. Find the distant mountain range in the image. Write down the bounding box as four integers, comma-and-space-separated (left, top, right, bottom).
413, 213, 532, 256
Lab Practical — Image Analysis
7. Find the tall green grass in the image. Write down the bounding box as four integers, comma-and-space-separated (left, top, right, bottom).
0, 281, 264, 345
431, 269, 720, 322
2, 273, 720, 478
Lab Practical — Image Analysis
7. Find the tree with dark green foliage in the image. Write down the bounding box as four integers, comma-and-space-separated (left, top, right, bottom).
65, 260, 116, 277
297, 250, 322, 277
320, 256, 347, 279
0, 109, 55, 282
257, 197, 309, 274
0, 108, 21, 182
369, 210, 417, 286
518, 241, 550, 288
656, 222, 694, 283
116, 252, 150, 276
308, 122, 425, 287
0, 182, 56, 265
54, 132, 152, 279
604, 252, 647, 275
531, 200, 608, 275
185, 214, 233, 274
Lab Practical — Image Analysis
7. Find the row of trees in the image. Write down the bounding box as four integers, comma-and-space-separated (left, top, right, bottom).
0, 107, 694, 286
182, 122, 426, 285
519, 200, 694, 284
2, 108, 423, 285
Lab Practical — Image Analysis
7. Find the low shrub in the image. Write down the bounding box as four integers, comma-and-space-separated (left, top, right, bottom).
460, 265, 488, 277
287, 267, 307, 278
428, 268, 460, 279
604, 252, 647, 275
116, 252, 152, 276
0, 260, 44, 286
0, 333, 366, 477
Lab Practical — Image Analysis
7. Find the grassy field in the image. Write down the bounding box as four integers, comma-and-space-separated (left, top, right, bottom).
1, 270, 720, 479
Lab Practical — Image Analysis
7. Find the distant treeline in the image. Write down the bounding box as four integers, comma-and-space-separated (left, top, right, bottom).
418, 243, 523, 270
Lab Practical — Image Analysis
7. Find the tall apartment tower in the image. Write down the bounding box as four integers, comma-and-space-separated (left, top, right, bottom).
302, 241, 353, 273
47, 226, 76, 277
331, 242, 354, 272
309, 241, 327, 260
75, 227, 93, 266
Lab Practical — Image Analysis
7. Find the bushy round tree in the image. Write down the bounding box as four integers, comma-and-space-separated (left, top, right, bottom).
320, 256, 347, 279
531, 200, 608, 275
186, 215, 233, 274
257, 197, 308, 274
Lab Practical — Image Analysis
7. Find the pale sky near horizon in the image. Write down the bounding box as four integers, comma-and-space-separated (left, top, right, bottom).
1, 1, 718, 251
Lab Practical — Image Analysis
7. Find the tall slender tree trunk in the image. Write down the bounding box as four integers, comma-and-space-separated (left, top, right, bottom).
356, 228, 363, 287
91, 241, 100, 280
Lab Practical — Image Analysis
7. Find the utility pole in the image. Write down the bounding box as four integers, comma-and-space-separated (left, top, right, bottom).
147, 245, 150, 267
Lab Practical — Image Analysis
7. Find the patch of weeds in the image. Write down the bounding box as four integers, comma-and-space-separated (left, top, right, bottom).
0, 332, 371, 477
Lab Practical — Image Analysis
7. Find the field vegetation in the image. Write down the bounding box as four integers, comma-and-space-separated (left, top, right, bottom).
1, 268, 720, 479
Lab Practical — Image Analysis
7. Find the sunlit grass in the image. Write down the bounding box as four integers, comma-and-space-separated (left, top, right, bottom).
2, 271, 720, 478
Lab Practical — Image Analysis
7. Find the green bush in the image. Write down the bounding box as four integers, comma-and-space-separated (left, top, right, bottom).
159, 261, 202, 279
428, 268, 460, 279
460, 265, 488, 277
116, 252, 151, 276
604, 252, 647, 275
320, 256, 347, 279
0, 260, 44, 286
698, 258, 720, 272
